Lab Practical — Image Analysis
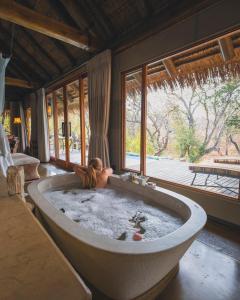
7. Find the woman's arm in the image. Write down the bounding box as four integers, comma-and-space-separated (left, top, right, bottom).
74, 165, 89, 187
74, 165, 88, 177
74, 165, 87, 172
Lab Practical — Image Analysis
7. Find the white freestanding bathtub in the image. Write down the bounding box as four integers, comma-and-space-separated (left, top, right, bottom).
28, 174, 207, 300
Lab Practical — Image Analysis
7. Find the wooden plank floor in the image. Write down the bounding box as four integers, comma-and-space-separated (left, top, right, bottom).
0, 175, 91, 300
126, 158, 240, 198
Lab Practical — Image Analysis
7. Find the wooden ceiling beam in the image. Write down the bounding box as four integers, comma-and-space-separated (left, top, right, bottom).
0, 39, 41, 96
20, 28, 63, 74
5, 77, 35, 89
57, 0, 87, 30
51, 39, 76, 66
0, 36, 44, 83
82, 0, 114, 39
7, 61, 32, 83
12, 62, 38, 84
0, 0, 97, 51
0, 26, 51, 81
218, 37, 235, 61
6, 68, 18, 78
46, 0, 80, 29
58, 0, 97, 38
162, 58, 177, 78
6, 63, 29, 82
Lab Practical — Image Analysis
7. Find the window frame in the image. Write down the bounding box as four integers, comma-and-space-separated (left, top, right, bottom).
45, 73, 88, 169
121, 64, 148, 175
120, 42, 240, 201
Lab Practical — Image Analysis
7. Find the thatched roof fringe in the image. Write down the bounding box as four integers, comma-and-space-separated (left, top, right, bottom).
126, 56, 240, 97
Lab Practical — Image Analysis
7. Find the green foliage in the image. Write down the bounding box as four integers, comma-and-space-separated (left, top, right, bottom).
126, 78, 240, 161
0, 112, 11, 134
126, 130, 141, 154
174, 120, 204, 162
4, 114, 11, 134
126, 130, 158, 156
146, 135, 157, 156
226, 115, 240, 130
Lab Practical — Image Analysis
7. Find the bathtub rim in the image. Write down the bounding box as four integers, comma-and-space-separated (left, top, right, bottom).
28, 173, 207, 255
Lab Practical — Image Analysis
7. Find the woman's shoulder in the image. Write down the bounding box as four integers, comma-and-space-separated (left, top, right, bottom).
102, 168, 113, 175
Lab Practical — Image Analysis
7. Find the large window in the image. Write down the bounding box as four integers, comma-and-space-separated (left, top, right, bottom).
67, 80, 81, 164
56, 88, 65, 160
83, 77, 90, 163
122, 35, 240, 199
123, 69, 142, 172
46, 93, 55, 157
46, 74, 89, 167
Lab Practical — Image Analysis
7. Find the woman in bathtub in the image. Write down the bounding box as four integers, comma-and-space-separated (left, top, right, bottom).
74, 157, 113, 189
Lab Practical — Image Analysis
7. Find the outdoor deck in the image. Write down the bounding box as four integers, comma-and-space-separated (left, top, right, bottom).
126, 157, 240, 199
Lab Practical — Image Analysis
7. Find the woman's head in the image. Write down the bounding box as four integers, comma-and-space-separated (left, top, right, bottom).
76, 158, 103, 189
88, 158, 103, 171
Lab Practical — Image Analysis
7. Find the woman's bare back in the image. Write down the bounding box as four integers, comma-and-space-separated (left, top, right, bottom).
74, 165, 113, 188
95, 168, 113, 188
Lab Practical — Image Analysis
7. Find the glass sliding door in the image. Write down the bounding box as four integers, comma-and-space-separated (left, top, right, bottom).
46, 93, 55, 158
83, 77, 90, 164
67, 80, 81, 164
46, 74, 90, 168
55, 88, 66, 161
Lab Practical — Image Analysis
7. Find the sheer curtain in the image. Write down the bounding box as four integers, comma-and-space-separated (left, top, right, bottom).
36, 88, 50, 162
87, 50, 111, 167
0, 55, 13, 176
29, 92, 38, 157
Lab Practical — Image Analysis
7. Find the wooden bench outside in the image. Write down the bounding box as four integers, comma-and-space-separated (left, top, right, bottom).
189, 163, 240, 199
214, 157, 240, 165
